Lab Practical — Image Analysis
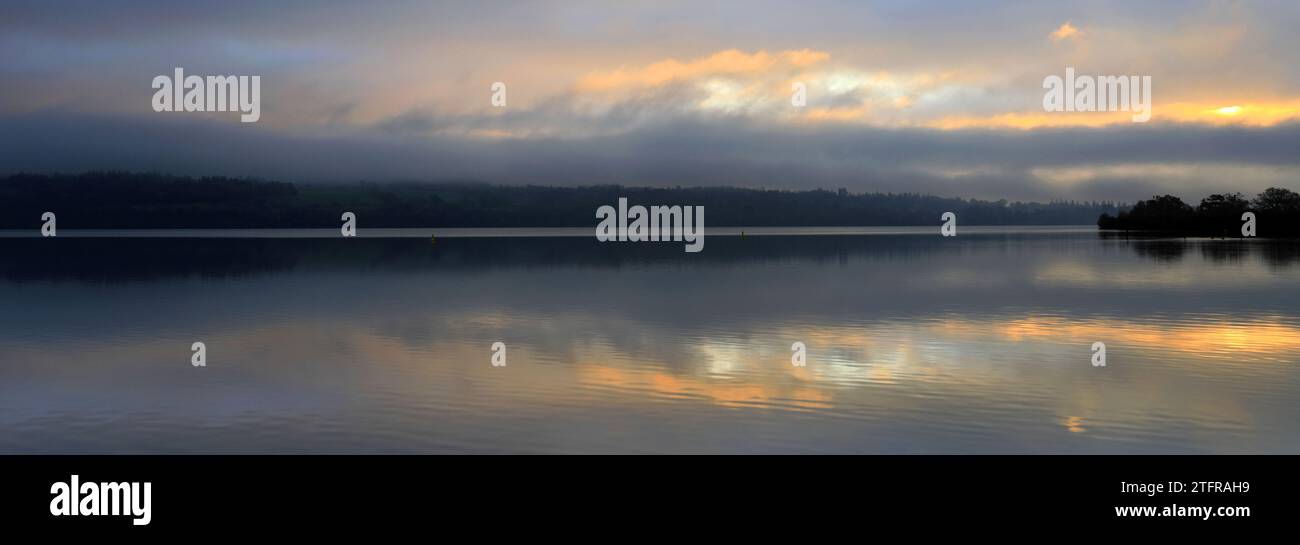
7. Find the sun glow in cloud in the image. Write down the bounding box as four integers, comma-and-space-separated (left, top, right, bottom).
1163, 100, 1300, 126
921, 100, 1300, 129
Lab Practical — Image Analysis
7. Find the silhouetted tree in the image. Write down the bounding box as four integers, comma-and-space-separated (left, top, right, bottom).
1099, 188, 1299, 236
1124, 195, 1195, 231
1252, 187, 1300, 236
1253, 187, 1300, 214
1197, 193, 1250, 236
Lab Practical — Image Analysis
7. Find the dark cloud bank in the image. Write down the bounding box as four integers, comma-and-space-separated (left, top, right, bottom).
2, 111, 1297, 202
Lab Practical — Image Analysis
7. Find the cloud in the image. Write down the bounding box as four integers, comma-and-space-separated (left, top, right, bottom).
4, 1, 1300, 201
1050, 22, 1083, 43
4, 111, 1298, 202
575, 49, 830, 93
376, 109, 438, 135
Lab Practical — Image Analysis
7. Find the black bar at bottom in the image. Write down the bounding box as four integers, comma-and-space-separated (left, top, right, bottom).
3, 455, 1289, 534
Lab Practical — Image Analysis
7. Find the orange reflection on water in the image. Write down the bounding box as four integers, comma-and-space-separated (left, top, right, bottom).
1064, 416, 1087, 433
579, 365, 833, 411
987, 315, 1300, 358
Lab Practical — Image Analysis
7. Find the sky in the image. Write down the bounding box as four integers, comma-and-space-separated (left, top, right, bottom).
2, 0, 1299, 201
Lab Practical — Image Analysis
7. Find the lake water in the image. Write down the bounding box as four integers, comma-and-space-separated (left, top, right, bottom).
2, 228, 1298, 453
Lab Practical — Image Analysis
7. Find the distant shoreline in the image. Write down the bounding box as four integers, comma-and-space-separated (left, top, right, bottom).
1, 171, 1120, 229
0, 225, 1102, 239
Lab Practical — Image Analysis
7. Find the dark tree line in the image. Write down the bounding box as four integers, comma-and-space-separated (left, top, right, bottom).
1, 171, 1124, 229
1098, 188, 1300, 236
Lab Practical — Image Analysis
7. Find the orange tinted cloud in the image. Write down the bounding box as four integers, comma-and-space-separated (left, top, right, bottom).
575, 48, 830, 92
1050, 22, 1083, 42
569, 48, 1300, 130
926, 99, 1300, 130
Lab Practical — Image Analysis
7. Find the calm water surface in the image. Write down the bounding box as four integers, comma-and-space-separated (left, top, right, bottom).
2, 228, 1298, 453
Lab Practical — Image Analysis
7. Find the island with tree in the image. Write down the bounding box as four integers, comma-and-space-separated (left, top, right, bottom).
1098, 188, 1300, 237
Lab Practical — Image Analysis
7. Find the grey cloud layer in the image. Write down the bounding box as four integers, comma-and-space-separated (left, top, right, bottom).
4, 111, 1297, 201
4, 1, 1300, 201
